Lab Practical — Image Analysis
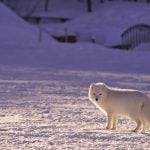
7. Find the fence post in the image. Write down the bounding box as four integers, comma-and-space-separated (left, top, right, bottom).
86, 0, 92, 12
44, 0, 49, 11
91, 35, 95, 43
39, 29, 42, 42
64, 27, 68, 43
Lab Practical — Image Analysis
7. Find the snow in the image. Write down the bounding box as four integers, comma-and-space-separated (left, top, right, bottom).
0, 3, 55, 45
134, 43, 150, 51
0, 2, 150, 73
0, 1, 150, 149
41, 2, 150, 46
31, 0, 87, 18
0, 67, 150, 149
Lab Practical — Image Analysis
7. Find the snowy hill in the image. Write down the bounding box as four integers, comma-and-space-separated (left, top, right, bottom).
0, 2, 150, 74
68, 2, 150, 46
0, 3, 54, 45
43, 2, 150, 46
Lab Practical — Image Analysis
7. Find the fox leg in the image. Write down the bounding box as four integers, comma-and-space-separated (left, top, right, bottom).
141, 123, 147, 133
141, 120, 148, 133
106, 112, 114, 130
111, 114, 117, 130
133, 119, 142, 132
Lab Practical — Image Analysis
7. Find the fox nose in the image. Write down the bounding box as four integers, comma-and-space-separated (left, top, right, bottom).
95, 98, 98, 101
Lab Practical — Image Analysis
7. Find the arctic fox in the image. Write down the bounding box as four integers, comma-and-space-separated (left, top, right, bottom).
88, 83, 150, 133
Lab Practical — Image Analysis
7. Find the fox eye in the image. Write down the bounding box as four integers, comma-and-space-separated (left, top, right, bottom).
99, 93, 102, 96
93, 93, 96, 96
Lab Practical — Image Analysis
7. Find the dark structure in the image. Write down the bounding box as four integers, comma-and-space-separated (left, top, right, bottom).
87, 0, 92, 12
100, 0, 150, 2
52, 35, 76, 43
121, 24, 150, 49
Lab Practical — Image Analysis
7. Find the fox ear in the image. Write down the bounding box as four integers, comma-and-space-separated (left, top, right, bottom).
90, 83, 95, 89
101, 83, 106, 90
97, 82, 106, 90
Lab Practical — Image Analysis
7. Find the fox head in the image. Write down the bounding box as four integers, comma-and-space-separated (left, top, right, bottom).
89, 83, 107, 103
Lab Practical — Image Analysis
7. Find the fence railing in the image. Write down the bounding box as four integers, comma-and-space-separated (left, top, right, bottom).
121, 24, 150, 49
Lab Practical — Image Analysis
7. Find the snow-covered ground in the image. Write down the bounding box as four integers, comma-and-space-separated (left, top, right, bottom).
0, 66, 150, 149
0, 67, 150, 149
0, 1, 150, 149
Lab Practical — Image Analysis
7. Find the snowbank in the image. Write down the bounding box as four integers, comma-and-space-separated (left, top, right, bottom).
43, 2, 150, 46
134, 43, 150, 52
0, 2, 150, 74
66, 2, 150, 46
0, 3, 54, 45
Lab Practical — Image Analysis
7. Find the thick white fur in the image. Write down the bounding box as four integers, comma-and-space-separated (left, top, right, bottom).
88, 83, 150, 133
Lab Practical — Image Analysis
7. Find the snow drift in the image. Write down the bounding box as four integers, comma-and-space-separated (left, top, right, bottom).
0, 2, 150, 74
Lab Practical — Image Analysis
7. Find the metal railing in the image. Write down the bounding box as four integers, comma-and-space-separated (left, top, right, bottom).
121, 24, 150, 49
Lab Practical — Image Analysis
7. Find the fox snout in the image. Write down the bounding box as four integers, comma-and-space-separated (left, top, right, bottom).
95, 98, 99, 101
94, 93, 102, 102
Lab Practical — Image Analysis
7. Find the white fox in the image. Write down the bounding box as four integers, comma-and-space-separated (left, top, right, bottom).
88, 83, 150, 133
